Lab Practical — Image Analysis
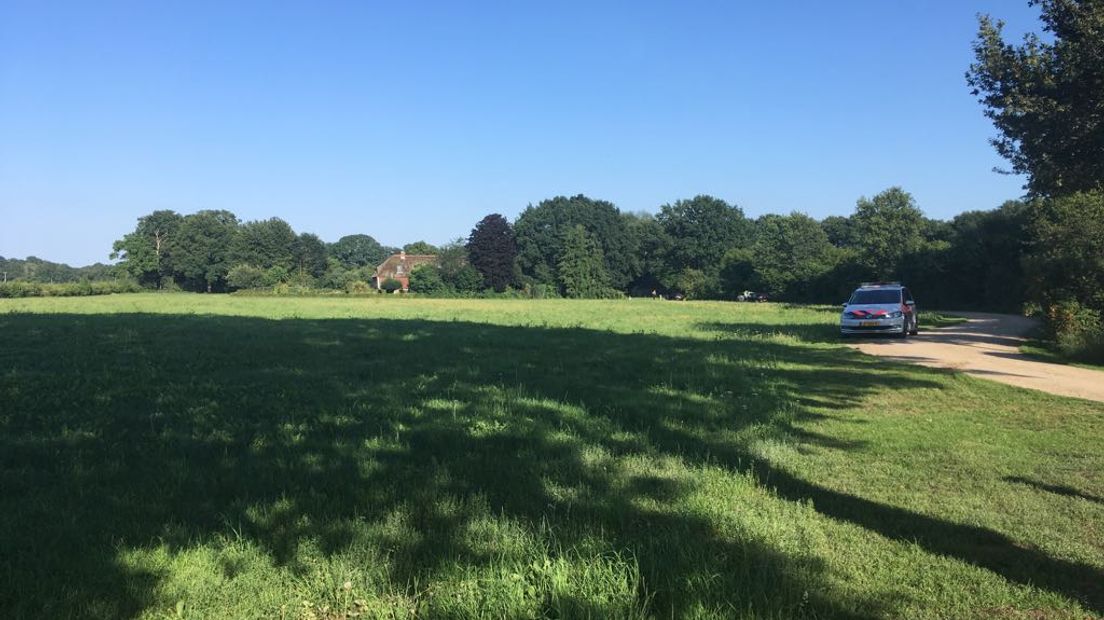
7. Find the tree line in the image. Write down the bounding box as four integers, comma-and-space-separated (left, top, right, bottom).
104, 187, 1029, 310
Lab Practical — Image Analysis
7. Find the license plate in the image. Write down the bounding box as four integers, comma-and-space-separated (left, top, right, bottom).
860, 321, 879, 327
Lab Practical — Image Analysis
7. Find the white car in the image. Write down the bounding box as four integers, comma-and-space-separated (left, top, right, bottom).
840, 283, 918, 338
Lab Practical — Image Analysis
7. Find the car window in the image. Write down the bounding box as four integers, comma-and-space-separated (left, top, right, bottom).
849, 289, 901, 304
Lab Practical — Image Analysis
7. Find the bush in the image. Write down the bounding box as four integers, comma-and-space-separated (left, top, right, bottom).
0, 279, 142, 298
346, 280, 373, 294
380, 278, 403, 293
227, 264, 266, 291
1047, 300, 1104, 363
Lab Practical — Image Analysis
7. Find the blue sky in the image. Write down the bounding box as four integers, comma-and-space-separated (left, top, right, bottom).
1, 1, 1041, 266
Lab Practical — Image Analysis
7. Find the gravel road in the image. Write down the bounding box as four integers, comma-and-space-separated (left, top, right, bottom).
848, 312, 1104, 403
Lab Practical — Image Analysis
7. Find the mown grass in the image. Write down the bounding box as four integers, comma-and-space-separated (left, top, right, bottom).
1, 294, 1101, 619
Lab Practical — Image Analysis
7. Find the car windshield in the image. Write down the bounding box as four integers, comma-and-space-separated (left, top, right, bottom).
849, 289, 901, 304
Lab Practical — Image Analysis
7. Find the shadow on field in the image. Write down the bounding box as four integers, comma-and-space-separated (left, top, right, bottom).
0, 314, 1101, 617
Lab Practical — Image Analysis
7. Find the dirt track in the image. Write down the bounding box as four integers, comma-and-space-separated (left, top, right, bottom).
848, 312, 1104, 403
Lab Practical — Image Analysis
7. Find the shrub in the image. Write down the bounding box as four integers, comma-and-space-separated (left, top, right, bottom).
346, 280, 373, 294
1047, 300, 1104, 363
227, 264, 266, 290
0, 279, 141, 298
380, 278, 403, 293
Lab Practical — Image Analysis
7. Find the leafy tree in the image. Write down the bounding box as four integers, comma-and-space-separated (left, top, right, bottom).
466, 214, 517, 292
967, 0, 1104, 195
1024, 190, 1104, 313
173, 210, 239, 292
329, 234, 390, 268
745, 213, 839, 300
514, 195, 637, 289
851, 187, 928, 279
451, 266, 484, 294
291, 233, 328, 280
821, 215, 856, 249
942, 201, 1030, 310
230, 218, 296, 271
657, 195, 751, 273
408, 264, 447, 294
623, 211, 674, 294
435, 239, 471, 284
402, 241, 439, 255
557, 225, 613, 298
110, 210, 183, 287
380, 277, 403, 293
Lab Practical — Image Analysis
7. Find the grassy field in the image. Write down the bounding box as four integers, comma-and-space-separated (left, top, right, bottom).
1, 294, 1101, 619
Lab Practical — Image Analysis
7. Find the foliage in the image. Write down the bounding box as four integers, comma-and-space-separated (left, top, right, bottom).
226, 264, 267, 291
329, 234, 390, 268
172, 210, 240, 292
557, 225, 614, 298
466, 214, 518, 292
851, 187, 928, 279
407, 264, 447, 294
0, 256, 117, 284
291, 233, 328, 280
380, 277, 404, 293
744, 213, 839, 300
515, 195, 637, 289
402, 240, 439, 255
110, 210, 183, 287
967, 0, 1104, 195
657, 195, 751, 274
229, 218, 296, 272
0, 279, 141, 298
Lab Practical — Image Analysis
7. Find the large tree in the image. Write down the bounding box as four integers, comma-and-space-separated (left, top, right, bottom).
173, 210, 239, 292
110, 210, 183, 287
851, 187, 928, 279
967, 0, 1104, 195
557, 225, 612, 298
329, 234, 390, 268
657, 195, 751, 272
230, 218, 296, 270
291, 233, 328, 280
466, 214, 517, 292
745, 213, 839, 300
514, 195, 637, 289
402, 240, 439, 255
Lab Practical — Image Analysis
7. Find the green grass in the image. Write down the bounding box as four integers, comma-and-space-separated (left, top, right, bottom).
1021, 339, 1104, 371
1, 294, 1102, 619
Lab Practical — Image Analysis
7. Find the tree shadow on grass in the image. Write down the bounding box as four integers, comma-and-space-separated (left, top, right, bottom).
0, 314, 1100, 617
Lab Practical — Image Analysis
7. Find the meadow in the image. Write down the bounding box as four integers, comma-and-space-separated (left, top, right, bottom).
1, 294, 1101, 619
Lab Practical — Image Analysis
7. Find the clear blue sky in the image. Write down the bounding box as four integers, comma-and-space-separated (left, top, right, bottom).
1, 1, 1040, 266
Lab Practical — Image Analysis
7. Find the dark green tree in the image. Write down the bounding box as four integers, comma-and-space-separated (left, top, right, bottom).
173, 210, 239, 292
466, 214, 517, 292
1024, 191, 1104, 313
291, 233, 328, 280
514, 195, 637, 289
408, 264, 447, 294
657, 195, 751, 273
623, 211, 674, 295
745, 213, 839, 300
851, 187, 928, 279
821, 215, 856, 249
967, 0, 1104, 195
110, 210, 183, 287
329, 234, 390, 269
402, 241, 439, 255
230, 218, 296, 270
557, 225, 613, 298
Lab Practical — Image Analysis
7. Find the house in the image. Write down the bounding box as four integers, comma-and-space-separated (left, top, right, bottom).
372, 251, 437, 291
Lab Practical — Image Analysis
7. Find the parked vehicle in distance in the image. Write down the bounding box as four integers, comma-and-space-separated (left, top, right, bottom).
840, 282, 918, 338
736, 290, 769, 302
